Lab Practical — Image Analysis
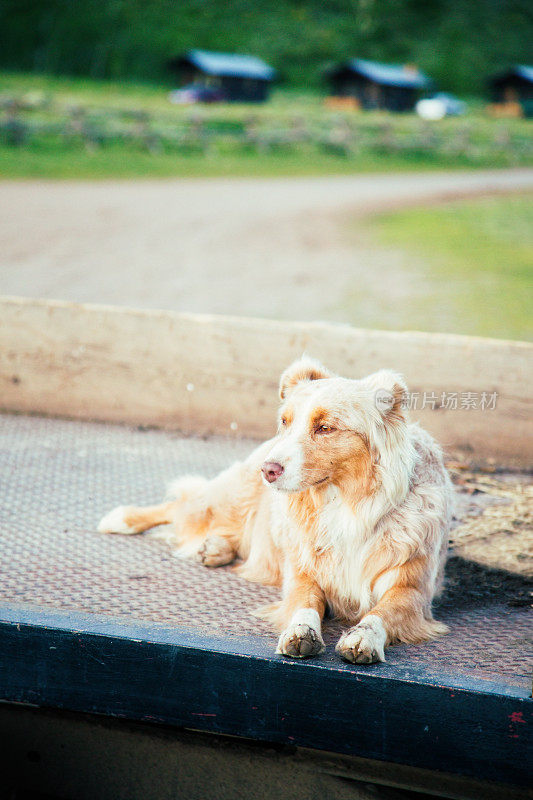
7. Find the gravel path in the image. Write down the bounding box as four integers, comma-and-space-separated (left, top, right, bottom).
1, 168, 532, 321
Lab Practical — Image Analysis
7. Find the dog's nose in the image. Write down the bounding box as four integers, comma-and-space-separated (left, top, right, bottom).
262, 461, 284, 483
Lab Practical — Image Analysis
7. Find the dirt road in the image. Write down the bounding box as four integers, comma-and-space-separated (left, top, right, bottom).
1, 169, 532, 322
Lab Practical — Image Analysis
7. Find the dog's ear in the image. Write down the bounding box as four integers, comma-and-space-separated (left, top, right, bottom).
362, 369, 408, 423
279, 356, 333, 400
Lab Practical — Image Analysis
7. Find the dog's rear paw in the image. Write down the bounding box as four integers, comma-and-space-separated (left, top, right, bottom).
276, 623, 325, 659
198, 535, 235, 567
97, 506, 137, 535
335, 615, 386, 664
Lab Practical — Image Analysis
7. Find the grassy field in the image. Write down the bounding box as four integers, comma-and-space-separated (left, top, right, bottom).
0, 149, 458, 180
367, 194, 533, 341
1, 72, 532, 178
1, 73, 531, 342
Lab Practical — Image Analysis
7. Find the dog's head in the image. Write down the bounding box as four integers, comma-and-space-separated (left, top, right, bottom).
261, 356, 408, 494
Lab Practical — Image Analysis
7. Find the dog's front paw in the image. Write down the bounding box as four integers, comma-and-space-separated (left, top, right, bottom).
276, 623, 325, 659
336, 615, 386, 664
198, 535, 235, 567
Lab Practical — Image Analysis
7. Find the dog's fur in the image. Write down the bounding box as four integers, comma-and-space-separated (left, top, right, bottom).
98, 357, 452, 663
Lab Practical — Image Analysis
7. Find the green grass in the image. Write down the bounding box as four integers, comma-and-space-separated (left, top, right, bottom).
369, 194, 533, 341
0, 71, 178, 112
1, 71, 532, 179
0, 142, 503, 180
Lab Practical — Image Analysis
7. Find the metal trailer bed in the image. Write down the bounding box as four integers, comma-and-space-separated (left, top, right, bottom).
1, 297, 532, 799
0, 413, 531, 799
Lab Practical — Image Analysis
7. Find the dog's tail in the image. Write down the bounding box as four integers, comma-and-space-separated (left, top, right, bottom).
97, 501, 177, 535
98, 474, 210, 543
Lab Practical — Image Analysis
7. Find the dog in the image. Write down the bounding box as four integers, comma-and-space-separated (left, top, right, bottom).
98, 356, 452, 663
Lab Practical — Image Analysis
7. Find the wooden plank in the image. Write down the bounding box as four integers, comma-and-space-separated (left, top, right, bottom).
1, 295, 532, 467
0, 607, 531, 789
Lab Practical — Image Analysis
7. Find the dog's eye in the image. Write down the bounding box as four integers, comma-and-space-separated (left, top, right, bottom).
280, 417, 287, 426
316, 424, 334, 434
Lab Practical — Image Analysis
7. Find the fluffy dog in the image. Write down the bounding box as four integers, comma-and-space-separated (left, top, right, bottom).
98, 357, 452, 663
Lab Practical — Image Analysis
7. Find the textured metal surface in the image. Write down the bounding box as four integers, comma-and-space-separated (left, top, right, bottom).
0, 413, 531, 691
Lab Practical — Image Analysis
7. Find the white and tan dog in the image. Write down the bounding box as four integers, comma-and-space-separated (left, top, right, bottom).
99, 357, 452, 663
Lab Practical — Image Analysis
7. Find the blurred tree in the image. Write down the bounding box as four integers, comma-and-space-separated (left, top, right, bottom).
0, 0, 531, 93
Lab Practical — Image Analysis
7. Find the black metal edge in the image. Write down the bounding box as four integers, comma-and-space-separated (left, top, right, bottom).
0, 606, 531, 787
0, 602, 528, 697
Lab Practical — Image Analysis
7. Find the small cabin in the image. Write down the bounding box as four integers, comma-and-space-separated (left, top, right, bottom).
326, 58, 433, 112
488, 65, 533, 115
168, 49, 276, 103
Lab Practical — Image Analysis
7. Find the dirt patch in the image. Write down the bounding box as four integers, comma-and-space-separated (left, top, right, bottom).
450, 465, 533, 578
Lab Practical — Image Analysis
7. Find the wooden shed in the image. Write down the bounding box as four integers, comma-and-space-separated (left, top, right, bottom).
326, 58, 433, 112
168, 49, 276, 103
489, 65, 533, 115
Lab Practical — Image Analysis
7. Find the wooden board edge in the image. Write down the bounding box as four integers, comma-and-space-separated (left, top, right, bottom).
1, 295, 532, 468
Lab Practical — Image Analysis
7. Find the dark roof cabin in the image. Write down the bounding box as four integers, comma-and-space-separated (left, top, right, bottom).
168, 49, 276, 103
489, 65, 533, 104
327, 58, 432, 112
